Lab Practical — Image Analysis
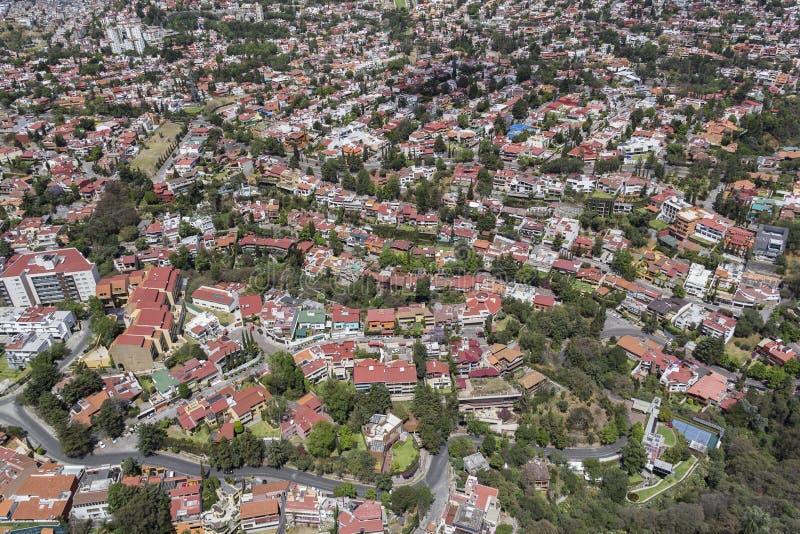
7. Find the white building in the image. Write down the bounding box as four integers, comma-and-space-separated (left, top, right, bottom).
70, 468, 120, 522
0, 306, 76, 340
683, 263, 713, 298
659, 196, 692, 223
4, 331, 54, 369
191, 286, 239, 313
0, 249, 99, 307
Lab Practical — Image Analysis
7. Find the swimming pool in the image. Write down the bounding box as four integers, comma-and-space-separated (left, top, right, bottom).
671, 418, 719, 449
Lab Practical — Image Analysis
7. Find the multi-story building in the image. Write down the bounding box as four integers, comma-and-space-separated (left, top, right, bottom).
353, 358, 417, 399
0, 249, 99, 306
0, 306, 76, 340
70, 468, 120, 522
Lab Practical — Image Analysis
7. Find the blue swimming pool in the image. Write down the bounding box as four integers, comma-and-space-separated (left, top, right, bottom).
671, 418, 719, 449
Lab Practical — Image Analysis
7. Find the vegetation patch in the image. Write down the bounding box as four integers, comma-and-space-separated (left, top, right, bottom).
130, 121, 184, 177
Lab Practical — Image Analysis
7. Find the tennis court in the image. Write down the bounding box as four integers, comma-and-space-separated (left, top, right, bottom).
671, 418, 719, 449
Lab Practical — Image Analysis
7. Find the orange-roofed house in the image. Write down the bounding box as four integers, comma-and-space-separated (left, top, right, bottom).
240, 497, 281, 532
366, 308, 395, 333
338, 500, 386, 534
229, 384, 272, 424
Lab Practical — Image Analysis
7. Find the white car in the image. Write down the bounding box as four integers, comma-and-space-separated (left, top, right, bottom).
97, 442, 106, 449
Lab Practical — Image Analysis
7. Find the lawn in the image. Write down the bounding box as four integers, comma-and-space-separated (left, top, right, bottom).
183, 106, 204, 115
139, 375, 155, 394
249, 420, 280, 438
356, 432, 367, 451
725, 341, 751, 367
658, 424, 676, 447
628, 473, 644, 486
632, 456, 697, 501
0, 354, 29, 383
392, 400, 413, 420
391, 437, 418, 472
168, 424, 211, 445
394, 0, 408, 8
130, 120, 184, 177
648, 219, 669, 231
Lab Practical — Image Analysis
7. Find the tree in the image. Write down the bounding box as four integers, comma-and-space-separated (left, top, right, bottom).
60, 368, 103, 405
599, 422, 619, 444
412, 340, 428, 380
329, 231, 344, 256
600, 467, 628, 503
235, 431, 265, 467
317, 380, 355, 424
59, 423, 94, 457
108, 483, 173, 534
415, 276, 430, 303
735, 308, 765, 338
265, 351, 306, 398
621, 439, 647, 475
391, 485, 433, 516
265, 439, 294, 468
433, 135, 446, 153
94, 399, 126, 438
658, 406, 673, 423
137, 423, 166, 456
413, 384, 449, 453
672, 285, 686, 298
306, 421, 337, 457
121, 457, 141, 476
333, 482, 357, 498
338, 424, 356, 451
177, 382, 191, 399
694, 336, 725, 366
611, 249, 637, 280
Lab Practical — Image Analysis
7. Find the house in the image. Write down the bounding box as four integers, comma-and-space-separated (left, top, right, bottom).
338, 500, 386, 534
521, 458, 551, 491
295, 308, 327, 338
1, 471, 78, 522
240, 498, 281, 532
463, 452, 490, 475
518, 370, 548, 393
281, 402, 332, 440
753, 338, 798, 366
366, 308, 395, 333
686, 372, 730, 406
395, 304, 434, 333
753, 225, 788, 261
230, 384, 272, 424
438, 476, 500, 534
331, 304, 361, 335
363, 413, 404, 471
238, 294, 263, 321
353, 358, 417, 399
425, 360, 452, 390
486, 343, 524, 374
70, 467, 120, 522
191, 286, 239, 313
701, 312, 737, 343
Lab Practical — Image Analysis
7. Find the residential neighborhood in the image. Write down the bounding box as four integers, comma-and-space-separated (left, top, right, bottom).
1, 0, 800, 532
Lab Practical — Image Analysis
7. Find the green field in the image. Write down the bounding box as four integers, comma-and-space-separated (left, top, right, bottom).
249, 420, 280, 438
632, 456, 697, 501
168, 424, 211, 444
0, 355, 29, 384
391, 437, 418, 472
130, 121, 184, 178
394, 0, 408, 8
658, 424, 676, 447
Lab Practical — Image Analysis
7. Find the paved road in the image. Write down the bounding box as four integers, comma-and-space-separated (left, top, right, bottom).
0, 399, 373, 494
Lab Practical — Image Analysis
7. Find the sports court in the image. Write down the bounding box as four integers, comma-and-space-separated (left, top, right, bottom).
671, 418, 719, 449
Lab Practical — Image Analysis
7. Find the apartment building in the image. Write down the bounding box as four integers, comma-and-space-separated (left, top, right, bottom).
0, 249, 99, 306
